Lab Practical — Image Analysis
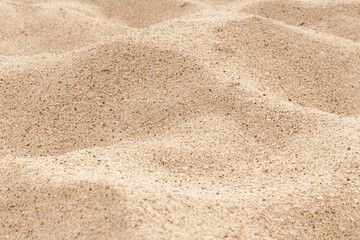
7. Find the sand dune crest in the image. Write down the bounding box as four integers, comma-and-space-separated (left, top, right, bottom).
243, 0, 360, 42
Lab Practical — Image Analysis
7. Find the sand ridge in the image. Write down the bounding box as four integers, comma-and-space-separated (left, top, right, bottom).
1, 0, 360, 239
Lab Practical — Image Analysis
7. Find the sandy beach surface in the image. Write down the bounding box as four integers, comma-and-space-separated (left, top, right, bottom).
1, 0, 360, 239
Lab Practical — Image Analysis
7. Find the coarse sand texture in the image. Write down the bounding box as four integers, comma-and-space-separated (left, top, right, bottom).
1, 0, 360, 239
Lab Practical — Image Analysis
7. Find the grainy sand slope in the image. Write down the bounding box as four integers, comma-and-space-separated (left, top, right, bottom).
1, 0, 360, 239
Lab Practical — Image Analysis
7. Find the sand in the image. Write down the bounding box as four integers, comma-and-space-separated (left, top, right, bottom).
0, 0, 359, 239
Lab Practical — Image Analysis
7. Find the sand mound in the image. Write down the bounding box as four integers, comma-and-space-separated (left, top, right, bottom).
1, 182, 129, 239
0, 39, 223, 156
78, 0, 199, 28
0, 35, 309, 158
1, 0, 360, 239
214, 16, 360, 116
0, 1, 125, 56
0, 162, 129, 239
1, 31, 333, 158
243, 0, 360, 42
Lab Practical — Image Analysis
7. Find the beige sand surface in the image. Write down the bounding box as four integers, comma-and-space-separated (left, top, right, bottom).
1, 0, 360, 239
